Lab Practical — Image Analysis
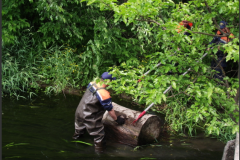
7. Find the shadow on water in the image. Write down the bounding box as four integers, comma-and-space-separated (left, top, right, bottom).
2, 92, 225, 160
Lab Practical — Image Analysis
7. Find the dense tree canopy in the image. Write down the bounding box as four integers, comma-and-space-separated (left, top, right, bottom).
2, 0, 239, 142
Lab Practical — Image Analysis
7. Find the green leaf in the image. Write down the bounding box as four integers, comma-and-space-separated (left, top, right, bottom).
71, 141, 93, 146
157, 95, 162, 104
207, 87, 213, 99
202, 67, 207, 73
232, 125, 239, 134
213, 47, 218, 54
196, 91, 201, 97
162, 94, 166, 101
193, 65, 199, 72
43, 42, 46, 48
171, 81, 176, 89
87, 0, 96, 6
165, 66, 170, 73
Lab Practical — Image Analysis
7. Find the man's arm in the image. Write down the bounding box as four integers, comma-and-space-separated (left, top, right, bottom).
108, 109, 117, 121
94, 91, 125, 124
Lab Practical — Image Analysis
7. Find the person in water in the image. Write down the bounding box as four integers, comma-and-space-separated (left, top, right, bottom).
72, 72, 125, 153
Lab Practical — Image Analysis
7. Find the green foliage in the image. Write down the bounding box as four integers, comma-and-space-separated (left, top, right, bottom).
2, 0, 98, 48
224, 38, 239, 62
2, 30, 41, 99
38, 44, 98, 94
34, 0, 91, 47
1, 29, 101, 98
2, 53, 35, 99
2, 0, 239, 142
88, 0, 239, 142
2, 0, 30, 44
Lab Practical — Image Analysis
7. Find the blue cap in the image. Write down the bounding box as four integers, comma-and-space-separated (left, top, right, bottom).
219, 21, 227, 29
101, 72, 116, 80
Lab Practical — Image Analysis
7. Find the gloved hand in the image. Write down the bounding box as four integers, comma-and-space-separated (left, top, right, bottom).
115, 115, 125, 125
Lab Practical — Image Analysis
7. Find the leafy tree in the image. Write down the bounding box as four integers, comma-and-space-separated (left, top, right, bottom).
84, 0, 239, 141
2, 0, 31, 44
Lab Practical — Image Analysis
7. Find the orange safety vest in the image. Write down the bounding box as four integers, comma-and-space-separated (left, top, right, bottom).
216, 28, 234, 43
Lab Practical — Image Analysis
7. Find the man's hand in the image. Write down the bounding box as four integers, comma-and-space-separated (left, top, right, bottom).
115, 115, 125, 125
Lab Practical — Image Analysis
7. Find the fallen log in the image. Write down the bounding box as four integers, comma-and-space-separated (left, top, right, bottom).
102, 102, 163, 146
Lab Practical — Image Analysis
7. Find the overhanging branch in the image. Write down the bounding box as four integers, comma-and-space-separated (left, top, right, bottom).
204, 0, 230, 36
191, 31, 230, 37
136, 18, 231, 37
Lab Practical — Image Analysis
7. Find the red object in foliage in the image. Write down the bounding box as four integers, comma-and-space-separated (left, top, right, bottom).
188, 22, 193, 27
177, 20, 193, 33
137, 75, 145, 83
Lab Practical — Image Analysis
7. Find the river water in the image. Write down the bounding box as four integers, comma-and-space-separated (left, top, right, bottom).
2, 92, 226, 160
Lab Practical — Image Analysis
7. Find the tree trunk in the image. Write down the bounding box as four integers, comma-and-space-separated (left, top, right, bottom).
234, 69, 239, 105
222, 139, 235, 160
102, 102, 163, 146
234, 132, 239, 160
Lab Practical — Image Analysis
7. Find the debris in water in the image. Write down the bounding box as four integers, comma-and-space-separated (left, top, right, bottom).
35, 103, 45, 106
133, 146, 141, 151
180, 139, 187, 141
179, 133, 187, 137
19, 105, 28, 107
61, 139, 68, 143
29, 106, 39, 108
181, 143, 191, 145
152, 145, 162, 147
4, 142, 29, 148
71, 140, 93, 146
4, 156, 21, 159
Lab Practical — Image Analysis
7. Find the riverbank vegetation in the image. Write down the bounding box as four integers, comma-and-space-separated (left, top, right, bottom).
2, 0, 239, 142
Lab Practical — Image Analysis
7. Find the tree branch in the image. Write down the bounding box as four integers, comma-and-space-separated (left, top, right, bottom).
167, 74, 199, 98
191, 31, 231, 37
212, 55, 230, 98
234, 70, 239, 104
136, 18, 229, 37
206, 75, 225, 85
204, 0, 230, 36
136, 17, 167, 30
147, 18, 161, 26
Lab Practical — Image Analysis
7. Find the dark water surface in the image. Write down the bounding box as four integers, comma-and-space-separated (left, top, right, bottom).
2, 92, 226, 160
